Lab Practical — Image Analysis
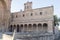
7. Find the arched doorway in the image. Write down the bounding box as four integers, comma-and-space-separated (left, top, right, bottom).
28, 24, 32, 32
33, 24, 37, 32
20, 24, 23, 32
13, 25, 16, 32
9, 25, 13, 32
17, 24, 19, 32
38, 23, 42, 32
43, 23, 48, 32
24, 24, 27, 32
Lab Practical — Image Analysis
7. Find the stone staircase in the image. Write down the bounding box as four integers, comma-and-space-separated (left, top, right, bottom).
54, 35, 60, 40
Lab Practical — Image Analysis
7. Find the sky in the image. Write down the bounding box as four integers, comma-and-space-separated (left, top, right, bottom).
11, 0, 60, 18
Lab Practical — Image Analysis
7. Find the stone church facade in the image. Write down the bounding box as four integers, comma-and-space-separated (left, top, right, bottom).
0, 0, 54, 34
0, 0, 55, 40
10, 1, 54, 33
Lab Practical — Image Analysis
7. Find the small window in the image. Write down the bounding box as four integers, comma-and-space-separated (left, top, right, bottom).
16, 15, 17, 18
23, 14, 25, 17
31, 13, 33, 16
40, 12, 42, 15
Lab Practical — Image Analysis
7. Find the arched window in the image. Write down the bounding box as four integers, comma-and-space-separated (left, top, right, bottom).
40, 12, 42, 15
20, 24, 23, 27
31, 13, 33, 16
29, 24, 32, 27
14, 25, 16, 29
23, 14, 25, 17
24, 24, 27, 27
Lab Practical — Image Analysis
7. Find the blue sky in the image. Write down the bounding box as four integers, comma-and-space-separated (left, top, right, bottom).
11, 0, 60, 18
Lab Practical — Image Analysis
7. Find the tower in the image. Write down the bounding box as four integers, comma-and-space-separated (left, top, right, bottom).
0, 0, 12, 32
24, 1, 32, 11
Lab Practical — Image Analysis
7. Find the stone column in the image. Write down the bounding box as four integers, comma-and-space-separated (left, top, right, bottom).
19, 25, 21, 32
26, 25, 28, 32
16, 25, 17, 32
42, 25, 43, 32
32, 25, 33, 32
23, 25, 24, 32
36, 25, 38, 32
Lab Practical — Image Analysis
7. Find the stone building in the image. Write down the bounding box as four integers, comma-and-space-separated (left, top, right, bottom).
0, 0, 55, 40
9, 1, 54, 33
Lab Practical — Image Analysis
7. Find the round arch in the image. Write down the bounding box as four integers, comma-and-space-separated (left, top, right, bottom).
43, 23, 48, 32
38, 23, 42, 27
33, 24, 37, 32
24, 24, 27, 27
28, 24, 32, 27
24, 24, 27, 32
38, 23, 42, 32
33, 24, 37, 27
28, 24, 32, 32
8, 25, 13, 32
20, 24, 23, 27
43, 23, 48, 27
20, 24, 23, 32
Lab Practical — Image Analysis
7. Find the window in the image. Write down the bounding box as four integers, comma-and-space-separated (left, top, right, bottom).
16, 15, 17, 18
31, 13, 33, 16
23, 14, 25, 17
40, 12, 42, 15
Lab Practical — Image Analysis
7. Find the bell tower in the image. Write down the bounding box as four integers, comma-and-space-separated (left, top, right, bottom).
0, 0, 12, 32
24, 1, 32, 11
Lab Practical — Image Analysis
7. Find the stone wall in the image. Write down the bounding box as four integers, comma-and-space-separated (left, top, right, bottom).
0, 0, 11, 32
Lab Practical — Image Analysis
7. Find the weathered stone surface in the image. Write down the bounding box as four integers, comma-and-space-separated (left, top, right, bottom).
0, 0, 11, 32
